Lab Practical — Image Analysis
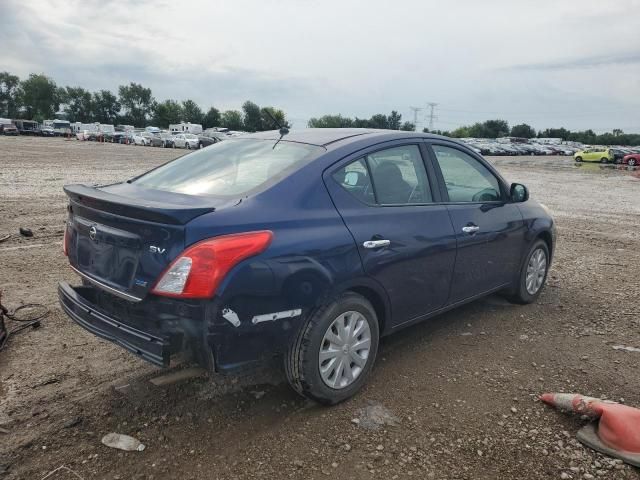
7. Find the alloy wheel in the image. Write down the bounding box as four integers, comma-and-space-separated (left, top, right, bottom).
319, 311, 371, 389
525, 248, 547, 295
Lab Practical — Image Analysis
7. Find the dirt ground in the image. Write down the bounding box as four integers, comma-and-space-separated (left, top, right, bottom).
1, 136, 639, 480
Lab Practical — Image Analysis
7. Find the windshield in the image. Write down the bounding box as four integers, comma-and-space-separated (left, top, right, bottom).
185, 134, 197, 139
53, 122, 69, 129
134, 138, 324, 197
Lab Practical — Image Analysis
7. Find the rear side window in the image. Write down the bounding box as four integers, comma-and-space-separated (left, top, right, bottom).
332, 159, 374, 204
134, 139, 324, 197
333, 145, 433, 205
367, 145, 432, 205
432, 145, 502, 202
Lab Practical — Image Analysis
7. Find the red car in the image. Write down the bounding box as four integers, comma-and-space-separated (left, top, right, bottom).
622, 153, 640, 167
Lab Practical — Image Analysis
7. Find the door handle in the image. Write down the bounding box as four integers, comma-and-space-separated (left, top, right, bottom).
462, 225, 480, 234
363, 239, 391, 249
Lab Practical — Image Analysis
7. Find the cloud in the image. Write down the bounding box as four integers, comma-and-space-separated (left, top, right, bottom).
505, 52, 640, 71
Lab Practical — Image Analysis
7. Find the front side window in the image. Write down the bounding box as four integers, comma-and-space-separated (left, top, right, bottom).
432, 145, 502, 202
134, 138, 324, 197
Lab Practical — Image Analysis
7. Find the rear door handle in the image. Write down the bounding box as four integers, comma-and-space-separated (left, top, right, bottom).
363, 239, 391, 249
462, 225, 480, 234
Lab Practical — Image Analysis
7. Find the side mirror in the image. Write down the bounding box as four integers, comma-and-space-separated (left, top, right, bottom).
510, 183, 529, 203
344, 171, 362, 186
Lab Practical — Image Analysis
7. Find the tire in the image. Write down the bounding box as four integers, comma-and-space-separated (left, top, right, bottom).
187, 143, 191, 150
575, 156, 582, 162
285, 292, 379, 405
629, 158, 637, 167
505, 239, 550, 305
601, 157, 609, 164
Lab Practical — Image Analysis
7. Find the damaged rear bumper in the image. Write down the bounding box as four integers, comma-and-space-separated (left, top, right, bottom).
58, 282, 170, 366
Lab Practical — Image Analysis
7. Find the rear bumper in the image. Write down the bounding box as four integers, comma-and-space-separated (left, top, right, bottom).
58, 282, 170, 366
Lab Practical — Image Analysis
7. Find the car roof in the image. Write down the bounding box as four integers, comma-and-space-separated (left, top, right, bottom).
243, 128, 450, 148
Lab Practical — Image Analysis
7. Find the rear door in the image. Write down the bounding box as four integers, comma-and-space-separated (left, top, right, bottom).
426, 142, 526, 303
324, 142, 457, 327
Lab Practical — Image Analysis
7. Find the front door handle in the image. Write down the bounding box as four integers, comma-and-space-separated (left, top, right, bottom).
462, 225, 480, 234
363, 239, 391, 249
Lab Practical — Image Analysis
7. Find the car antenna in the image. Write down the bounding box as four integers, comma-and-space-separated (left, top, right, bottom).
264, 109, 289, 149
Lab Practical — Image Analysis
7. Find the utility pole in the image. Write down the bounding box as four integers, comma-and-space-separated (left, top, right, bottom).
426, 102, 438, 130
409, 106, 422, 131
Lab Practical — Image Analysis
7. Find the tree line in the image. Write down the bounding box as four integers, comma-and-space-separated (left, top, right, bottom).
426, 120, 640, 146
0, 72, 286, 131
2, 71, 636, 144
308, 111, 415, 131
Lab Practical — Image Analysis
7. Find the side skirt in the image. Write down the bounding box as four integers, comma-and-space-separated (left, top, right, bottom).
388, 283, 511, 334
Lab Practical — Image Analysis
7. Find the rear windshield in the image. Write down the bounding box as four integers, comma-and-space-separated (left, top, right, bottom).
134, 138, 324, 197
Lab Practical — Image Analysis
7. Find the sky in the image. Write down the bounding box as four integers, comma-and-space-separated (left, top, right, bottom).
1, 0, 639, 132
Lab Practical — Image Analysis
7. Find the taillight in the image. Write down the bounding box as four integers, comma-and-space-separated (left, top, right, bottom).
151, 231, 273, 299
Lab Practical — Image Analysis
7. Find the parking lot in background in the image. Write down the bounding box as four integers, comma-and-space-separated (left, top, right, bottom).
1, 136, 639, 479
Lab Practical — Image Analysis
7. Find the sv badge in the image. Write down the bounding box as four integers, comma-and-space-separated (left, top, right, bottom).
149, 246, 166, 254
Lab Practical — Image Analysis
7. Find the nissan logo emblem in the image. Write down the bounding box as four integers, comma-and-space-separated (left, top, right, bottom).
89, 226, 97, 241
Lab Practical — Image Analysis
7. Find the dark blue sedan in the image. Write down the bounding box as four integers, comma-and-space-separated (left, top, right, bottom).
59, 129, 555, 404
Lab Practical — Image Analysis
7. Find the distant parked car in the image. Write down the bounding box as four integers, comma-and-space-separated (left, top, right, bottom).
112, 132, 134, 144
13, 119, 39, 135
133, 132, 152, 146
622, 153, 640, 167
148, 134, 166, 148
574, 148, 613, 163
0, 122, 19, 135
160, 133, 175, 148
40, 127, 56, 137
173, 133, 199, 149
197, 134, 221, 149
609, 149, 627, 164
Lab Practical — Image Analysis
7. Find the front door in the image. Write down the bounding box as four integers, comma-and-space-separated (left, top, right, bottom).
428, 143, 526, 303
324, 142, 457, 327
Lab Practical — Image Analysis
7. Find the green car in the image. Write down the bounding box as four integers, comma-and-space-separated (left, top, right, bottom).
574, 148, 613, 163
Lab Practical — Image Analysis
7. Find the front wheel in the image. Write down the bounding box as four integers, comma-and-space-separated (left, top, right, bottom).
601, 157, 609, 164
505, 239, 550, 304
187, 143, 191, 150
285, 292, 379, 405
575, 156, 582, 162
629, 158, 637, 167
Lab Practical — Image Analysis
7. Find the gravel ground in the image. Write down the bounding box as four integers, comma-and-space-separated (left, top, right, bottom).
0, 136, 639, 480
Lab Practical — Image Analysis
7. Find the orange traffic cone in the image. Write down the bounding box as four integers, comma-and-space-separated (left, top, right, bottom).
541, 393, 640, 467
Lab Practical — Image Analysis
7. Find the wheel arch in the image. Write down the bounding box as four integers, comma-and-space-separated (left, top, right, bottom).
335, 281, 391, 335
536, 230, 554, 262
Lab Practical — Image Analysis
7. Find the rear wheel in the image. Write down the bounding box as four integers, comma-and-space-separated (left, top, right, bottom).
575, 156, 582, 162
505, 239, 550, 304
285, 292, 379, 405
187, 142, 192, 150
629, 158, 637, 167
601, 157, 609, 164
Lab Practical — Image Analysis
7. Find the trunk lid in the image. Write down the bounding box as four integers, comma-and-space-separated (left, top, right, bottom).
64, 183, 232, 300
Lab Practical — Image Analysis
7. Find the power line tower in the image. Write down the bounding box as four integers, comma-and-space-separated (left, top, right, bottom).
426, 102, 438, 130
409, 106, 422, 130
